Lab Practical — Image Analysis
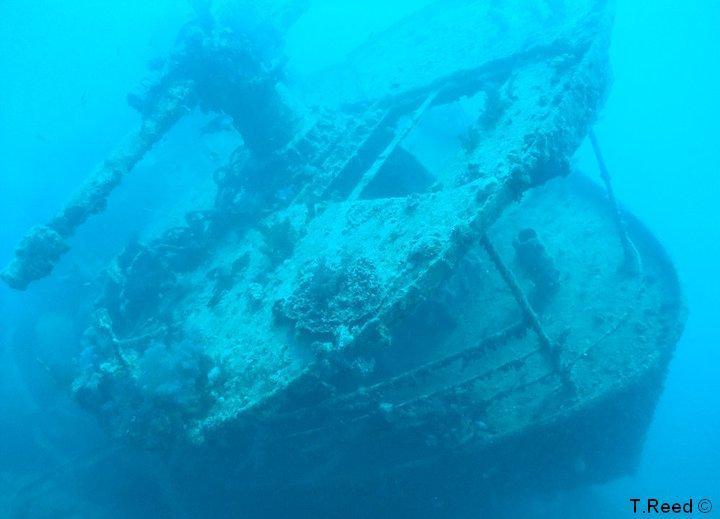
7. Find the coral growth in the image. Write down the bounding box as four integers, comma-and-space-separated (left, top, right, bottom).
74, 336, 217, 448
278, 256, 382, 338
137, 340, 212, 413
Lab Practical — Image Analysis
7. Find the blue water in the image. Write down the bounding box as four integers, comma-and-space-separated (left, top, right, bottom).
1, 1, 718, 517
581, 0, 720, 512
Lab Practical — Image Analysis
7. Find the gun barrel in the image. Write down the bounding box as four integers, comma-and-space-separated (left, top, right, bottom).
1, 80, 195, 290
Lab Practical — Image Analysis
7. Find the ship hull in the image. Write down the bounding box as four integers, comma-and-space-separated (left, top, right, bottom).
163, 173, 685, 515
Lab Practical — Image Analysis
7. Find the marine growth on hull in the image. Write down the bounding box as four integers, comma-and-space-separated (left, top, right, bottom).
3, 0, 685, 512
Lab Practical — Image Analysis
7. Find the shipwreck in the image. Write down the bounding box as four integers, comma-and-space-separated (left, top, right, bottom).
3, 0, 685, 515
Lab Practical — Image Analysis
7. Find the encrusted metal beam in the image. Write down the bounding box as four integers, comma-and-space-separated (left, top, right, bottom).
480, 232, 574, 392
347, 90, 439, 201
589, 129, 641, 276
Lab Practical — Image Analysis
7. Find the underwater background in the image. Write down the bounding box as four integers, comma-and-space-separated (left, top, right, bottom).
0, 1, 718, 517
